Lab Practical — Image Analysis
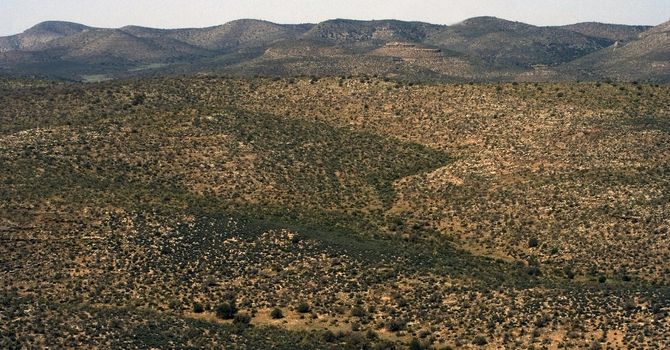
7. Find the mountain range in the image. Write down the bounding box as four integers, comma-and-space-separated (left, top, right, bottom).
0, 17, 667, 82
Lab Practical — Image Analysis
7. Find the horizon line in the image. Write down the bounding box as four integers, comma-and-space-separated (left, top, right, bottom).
3, 15, 665, 36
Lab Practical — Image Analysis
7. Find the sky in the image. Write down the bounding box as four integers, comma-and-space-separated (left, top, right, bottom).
1, 0, 668, 36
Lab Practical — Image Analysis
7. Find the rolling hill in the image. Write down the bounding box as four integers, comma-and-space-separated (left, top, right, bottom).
302, 19, 439, 47
0, 17, 667, 81
564, 20, 670, 81
166, 19, 313, 51
560, 22, 652, 42
424, 17, 612, 68
0, 21, 90, 52
1, 74, 669, 349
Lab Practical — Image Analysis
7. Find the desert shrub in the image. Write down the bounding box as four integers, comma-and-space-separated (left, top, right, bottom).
322, 330, 336, 342
168, 299, 180, 310
271, 308, 284, 319
527, 265, 541, 276
528, 237, 539, 248
623, 300, 637, 312
351, 306, 367, 317
473, 335, 488, 346
345, 332, 367, 347
534, 314, 550, 328
131, 94, 145, 106
233, 313, 251, 327
216, 301, 237, 320
296, 302, 310, 313
532, 328, 541, 337
409, 338, 422, 350
192, 303, 204, 313
386, 319, 405, 332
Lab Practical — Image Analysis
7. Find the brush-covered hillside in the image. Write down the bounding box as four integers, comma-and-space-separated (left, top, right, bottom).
1, 76, 669, 349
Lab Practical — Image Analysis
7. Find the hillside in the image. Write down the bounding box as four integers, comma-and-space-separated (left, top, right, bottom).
0, 17, 668, 81
560, 22, 652, 42
0, 21, 90, 52
302, 19, 439, 48
1, 75, 669, 349
564, 20, 670, 81
168, 19, 313, 51
424, 17, 612, 68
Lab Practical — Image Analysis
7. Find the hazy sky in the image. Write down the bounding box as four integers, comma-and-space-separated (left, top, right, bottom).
1, 0, 668, 36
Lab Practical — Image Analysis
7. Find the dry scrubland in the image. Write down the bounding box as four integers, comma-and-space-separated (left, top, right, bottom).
1, 76, 669, 349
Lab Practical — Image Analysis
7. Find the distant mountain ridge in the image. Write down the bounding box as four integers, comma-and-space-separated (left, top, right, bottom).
0, 17, 667, 82
423, 17, 612, 67
0, 21, 90, 52
559, 22, 652, 42
563, 20, 670, 81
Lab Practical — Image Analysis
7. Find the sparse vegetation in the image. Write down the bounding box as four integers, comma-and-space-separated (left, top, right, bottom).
1, 76, 669, 349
